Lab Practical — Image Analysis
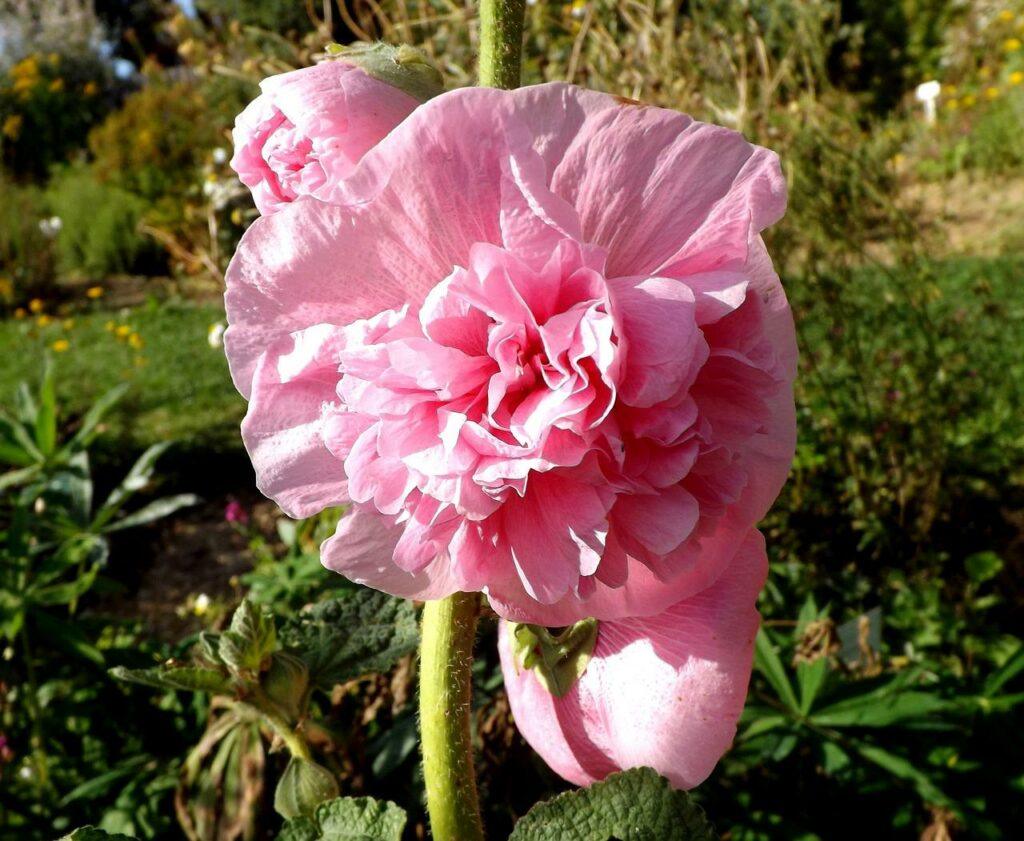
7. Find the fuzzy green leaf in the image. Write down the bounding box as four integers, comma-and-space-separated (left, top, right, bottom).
109, 665, 233, 695
277, 795, 408, 841
509, 767, 716, 841
219, 598, 276, 675
279, 590, 418, 690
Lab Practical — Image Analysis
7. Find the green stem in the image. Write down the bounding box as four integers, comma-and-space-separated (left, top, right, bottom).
478, 0, 527, 89
19, 623, 50, 791
419, 593, 483, 841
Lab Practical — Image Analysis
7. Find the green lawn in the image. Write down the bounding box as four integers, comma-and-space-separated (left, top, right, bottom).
0, 300, 244, 454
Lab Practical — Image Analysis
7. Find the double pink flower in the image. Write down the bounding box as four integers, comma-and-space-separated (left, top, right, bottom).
228, 60, 796, 791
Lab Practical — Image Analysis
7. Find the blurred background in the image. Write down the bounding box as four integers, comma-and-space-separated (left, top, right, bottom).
0, 1, 1022, 839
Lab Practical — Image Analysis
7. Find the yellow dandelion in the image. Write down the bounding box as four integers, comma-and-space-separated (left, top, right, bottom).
985, 86, 1000, 99
51, 338, 69, 353
945, 84, 958, 96
104, 320, 116, 332
85, 285, 104, 299
962, 93, 977, 107
36, 314, 52, 327
2, 114, 23, 139
128, 332, 144, 350
83, 81, 98, 96
0, 277, 12, 298
14, 307, 26, 319
115, 324, 132, 338
1005, 37, 1022, 52
999, 10, 1014, 23
979, 66, 992, 79
47, 53, 59, 66
230, 208, 244, 225
1011, 70, 1024, 85
62, 318, 75, 330
48, 78, 64, 93
28, 298, 44, 313
133, 355, 147, 367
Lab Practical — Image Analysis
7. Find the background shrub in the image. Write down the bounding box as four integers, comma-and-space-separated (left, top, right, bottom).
46, 165, 159, 279
0, 170, 55, 306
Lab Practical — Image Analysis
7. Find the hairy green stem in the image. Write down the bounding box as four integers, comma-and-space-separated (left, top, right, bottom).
478, 0, 527, 89
419, 593, 483, 841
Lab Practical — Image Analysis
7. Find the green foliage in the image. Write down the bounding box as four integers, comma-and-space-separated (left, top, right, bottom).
87, 79, 219, 204
109, 588, 421, 828
0, 50, 115, 180
278, 590, 420, 691
46, 164, 156, 279
277, 796, 408, 841
0, 364, 203, 838
509, 768, 716, 841
195, 0, 323, 35
0, 171, 55, 306
0, 301, 245, 451
961, 90, 1024, 173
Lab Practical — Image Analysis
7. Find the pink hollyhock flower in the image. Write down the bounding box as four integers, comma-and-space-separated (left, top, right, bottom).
231, 60, 421, 215
498, 530, 766, 790
224, 82, 796, 624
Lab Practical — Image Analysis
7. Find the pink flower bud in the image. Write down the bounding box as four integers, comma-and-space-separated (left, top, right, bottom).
231, 51, 438, 215
499, 530, 767, 790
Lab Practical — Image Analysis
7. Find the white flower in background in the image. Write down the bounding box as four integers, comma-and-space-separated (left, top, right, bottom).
212, 147, 228, 165
208, 322, 226, 348
38, 216, 62, 238
193, 593, 211, 616
915, 80, 941, 124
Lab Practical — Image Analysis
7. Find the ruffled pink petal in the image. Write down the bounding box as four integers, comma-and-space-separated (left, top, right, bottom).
241, 325, 349, 518
499, 529, 767, 790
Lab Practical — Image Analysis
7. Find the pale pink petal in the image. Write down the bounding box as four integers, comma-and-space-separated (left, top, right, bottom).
500, 529, 767, 790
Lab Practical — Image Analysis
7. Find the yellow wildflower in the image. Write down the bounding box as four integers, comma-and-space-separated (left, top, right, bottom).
945, 98, 959, 110
36, 314, 52, 327
128, 332, 144, 350
2, 114, 23, 139
115, 324, 132, 338
999, 10, 1014, 23
1011, 71, 1024, 85
104, 320, 116, 332
985, 86, 1000, 99
86, 285, 104, 299
47, 53, 59, 66
962, 93, 977, 107
133, 355, 147, 367
230, 208, 243, 225
10, 56, 38, 79
14, 307, 26, 319
62, 318, 75, 330
28, 298, 44, 313
48, 78, 64, 93
83, 81, 98, 96
0, 278, 12, 298
51, 339, 69, 353
1005, 37, 1022, 52
979, 66, 992, 79
12, 76, 35, 93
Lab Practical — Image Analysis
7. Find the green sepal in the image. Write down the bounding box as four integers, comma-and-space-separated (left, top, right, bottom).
323, 42, 444, 102
509, 617, 599, 698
